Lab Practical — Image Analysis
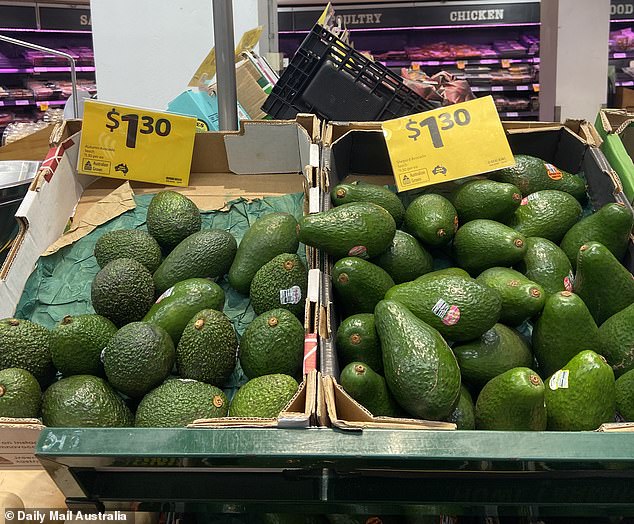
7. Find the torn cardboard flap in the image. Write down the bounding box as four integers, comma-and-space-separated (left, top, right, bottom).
597, 422, 634, 432
43, 182, 136, 256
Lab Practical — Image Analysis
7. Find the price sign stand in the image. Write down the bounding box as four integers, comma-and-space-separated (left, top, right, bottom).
382, 96, 515, 192
78, 100, 197, 186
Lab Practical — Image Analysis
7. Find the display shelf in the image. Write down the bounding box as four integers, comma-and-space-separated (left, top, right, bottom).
616, 80, 634, 87
471, 84, 539, 93
0, 66, 95, 73
499, 110, 539, 118
382, 57, 539, 68
0, 98, 68, 107
37, 427, 634, 515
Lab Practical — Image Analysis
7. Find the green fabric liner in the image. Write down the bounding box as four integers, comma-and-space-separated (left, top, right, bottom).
15, 191, 305, 396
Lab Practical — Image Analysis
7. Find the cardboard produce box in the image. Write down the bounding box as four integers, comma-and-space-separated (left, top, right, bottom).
0, 115, 322, 467
596, 108, 634, 205
317, 119, 633, 429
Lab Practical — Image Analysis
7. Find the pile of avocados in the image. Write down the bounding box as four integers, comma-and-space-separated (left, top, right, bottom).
0, 191, 308, 427
311, 153, 634, 431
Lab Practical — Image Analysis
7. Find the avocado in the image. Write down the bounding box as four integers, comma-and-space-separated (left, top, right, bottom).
146, 190, 201, 252
375, 299, 461, 420
0, 318, 54, 386
475, 267, 545, 326
507, 190, 582, 243
41, 375, 132, 427
135, 379, 228, 427
385, 275, 501, 341
0, 368, 41, 418
250, 253, 308, 318
560, 203, 633, 268
331, 181, 405, 225
339, 362, 401, 417
372, 230, 433, 284
298, 202, 396, 260
239, 309, 304, 379
489, 154, 587, 202
228, 374, 299, 418
475, 367, 547, 431
616, 369, 634, 421
574, 241, 634, 325
452, 323, 533, 387
447, 385, 475, 430
93, 229, 162, 273
545, 350, 615, 431
532, 291, 600, 378
154, 229, 237, 295
176, 309, 238, 385
143, 278, 225, 344
516, 237, 573, 295
229, 213, 300, 294
335, 313, 382, 373
451, 179, 522, 223
453, 219, 527, 275
103, 321, 175, 398
404, 194, 458, 247
50, 314, 117, 377
415, 267, 471, 281
598, 302, 634, 377
332, 257, 395, 315
91, 258, 155, 327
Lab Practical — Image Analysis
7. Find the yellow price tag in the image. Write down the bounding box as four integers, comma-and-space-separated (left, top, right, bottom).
381, 96, 515, 192
78, 100, 196, 187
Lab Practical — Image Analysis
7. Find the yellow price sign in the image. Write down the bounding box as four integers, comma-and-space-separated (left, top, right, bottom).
381, 96, 515, 192
78, 100, 196, 187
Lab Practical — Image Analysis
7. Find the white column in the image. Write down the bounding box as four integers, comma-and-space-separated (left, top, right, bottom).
90, 0, 264, 110
539, 0, 610, 122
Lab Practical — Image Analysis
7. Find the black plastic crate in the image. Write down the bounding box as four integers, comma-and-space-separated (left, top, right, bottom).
263, 25, 436, 122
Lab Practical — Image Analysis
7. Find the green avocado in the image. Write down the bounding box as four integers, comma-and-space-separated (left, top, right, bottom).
516, 237, 573, 295
91, 258, 155, 327
331, 181, 405, 225
375, 299, 461, 420
453, 323, 533, 387
42, 375, 132, 427
0, 368, 41, 418
0, 318, 54, 386
475, 267, 545, 326
229, 213, 300, 295
475, 367, 547, 431
507, 190, 582, 243
135, 379, 228, 427
451, 179, 522, 223
153, 229, 237, 295
94, 229, 162, 273
404, 194, 458, 247
298, 202, 396, 260
143, 278, 225, 344
228, 374, 299, 418
385, 274, 501, 342
372, 230, 433, 284
560, 202, 633, 268
616, 369, 634, 421
332, 257, 395, 315
335, 313, 382, 373
239, 309, 305, 379
489, 154, 587, 202
447, 385, 475, 430
598, 302, 634, 377
532, 291, 600, 378
453, 219, 527, 275
545, 350, 615, 431
176, 309, 238, 386
339, 362, 401, 417
250, 253, 308, 318
146, 190, 201, 252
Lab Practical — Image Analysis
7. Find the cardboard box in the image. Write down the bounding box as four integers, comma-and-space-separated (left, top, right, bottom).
0, 114, 322, 466
318, 119, 633, 428
596, 108, 634, 205
615, 86, 634, 111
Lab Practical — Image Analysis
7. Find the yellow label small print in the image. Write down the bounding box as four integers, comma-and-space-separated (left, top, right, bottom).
78, 100, 197, 187
381, 96, 515, 192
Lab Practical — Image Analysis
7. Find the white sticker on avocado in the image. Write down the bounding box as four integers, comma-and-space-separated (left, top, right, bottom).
280, 286, 302, 305
549, 369, 569, 390
564, 271, 575, 292
156, 285, 175, 303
